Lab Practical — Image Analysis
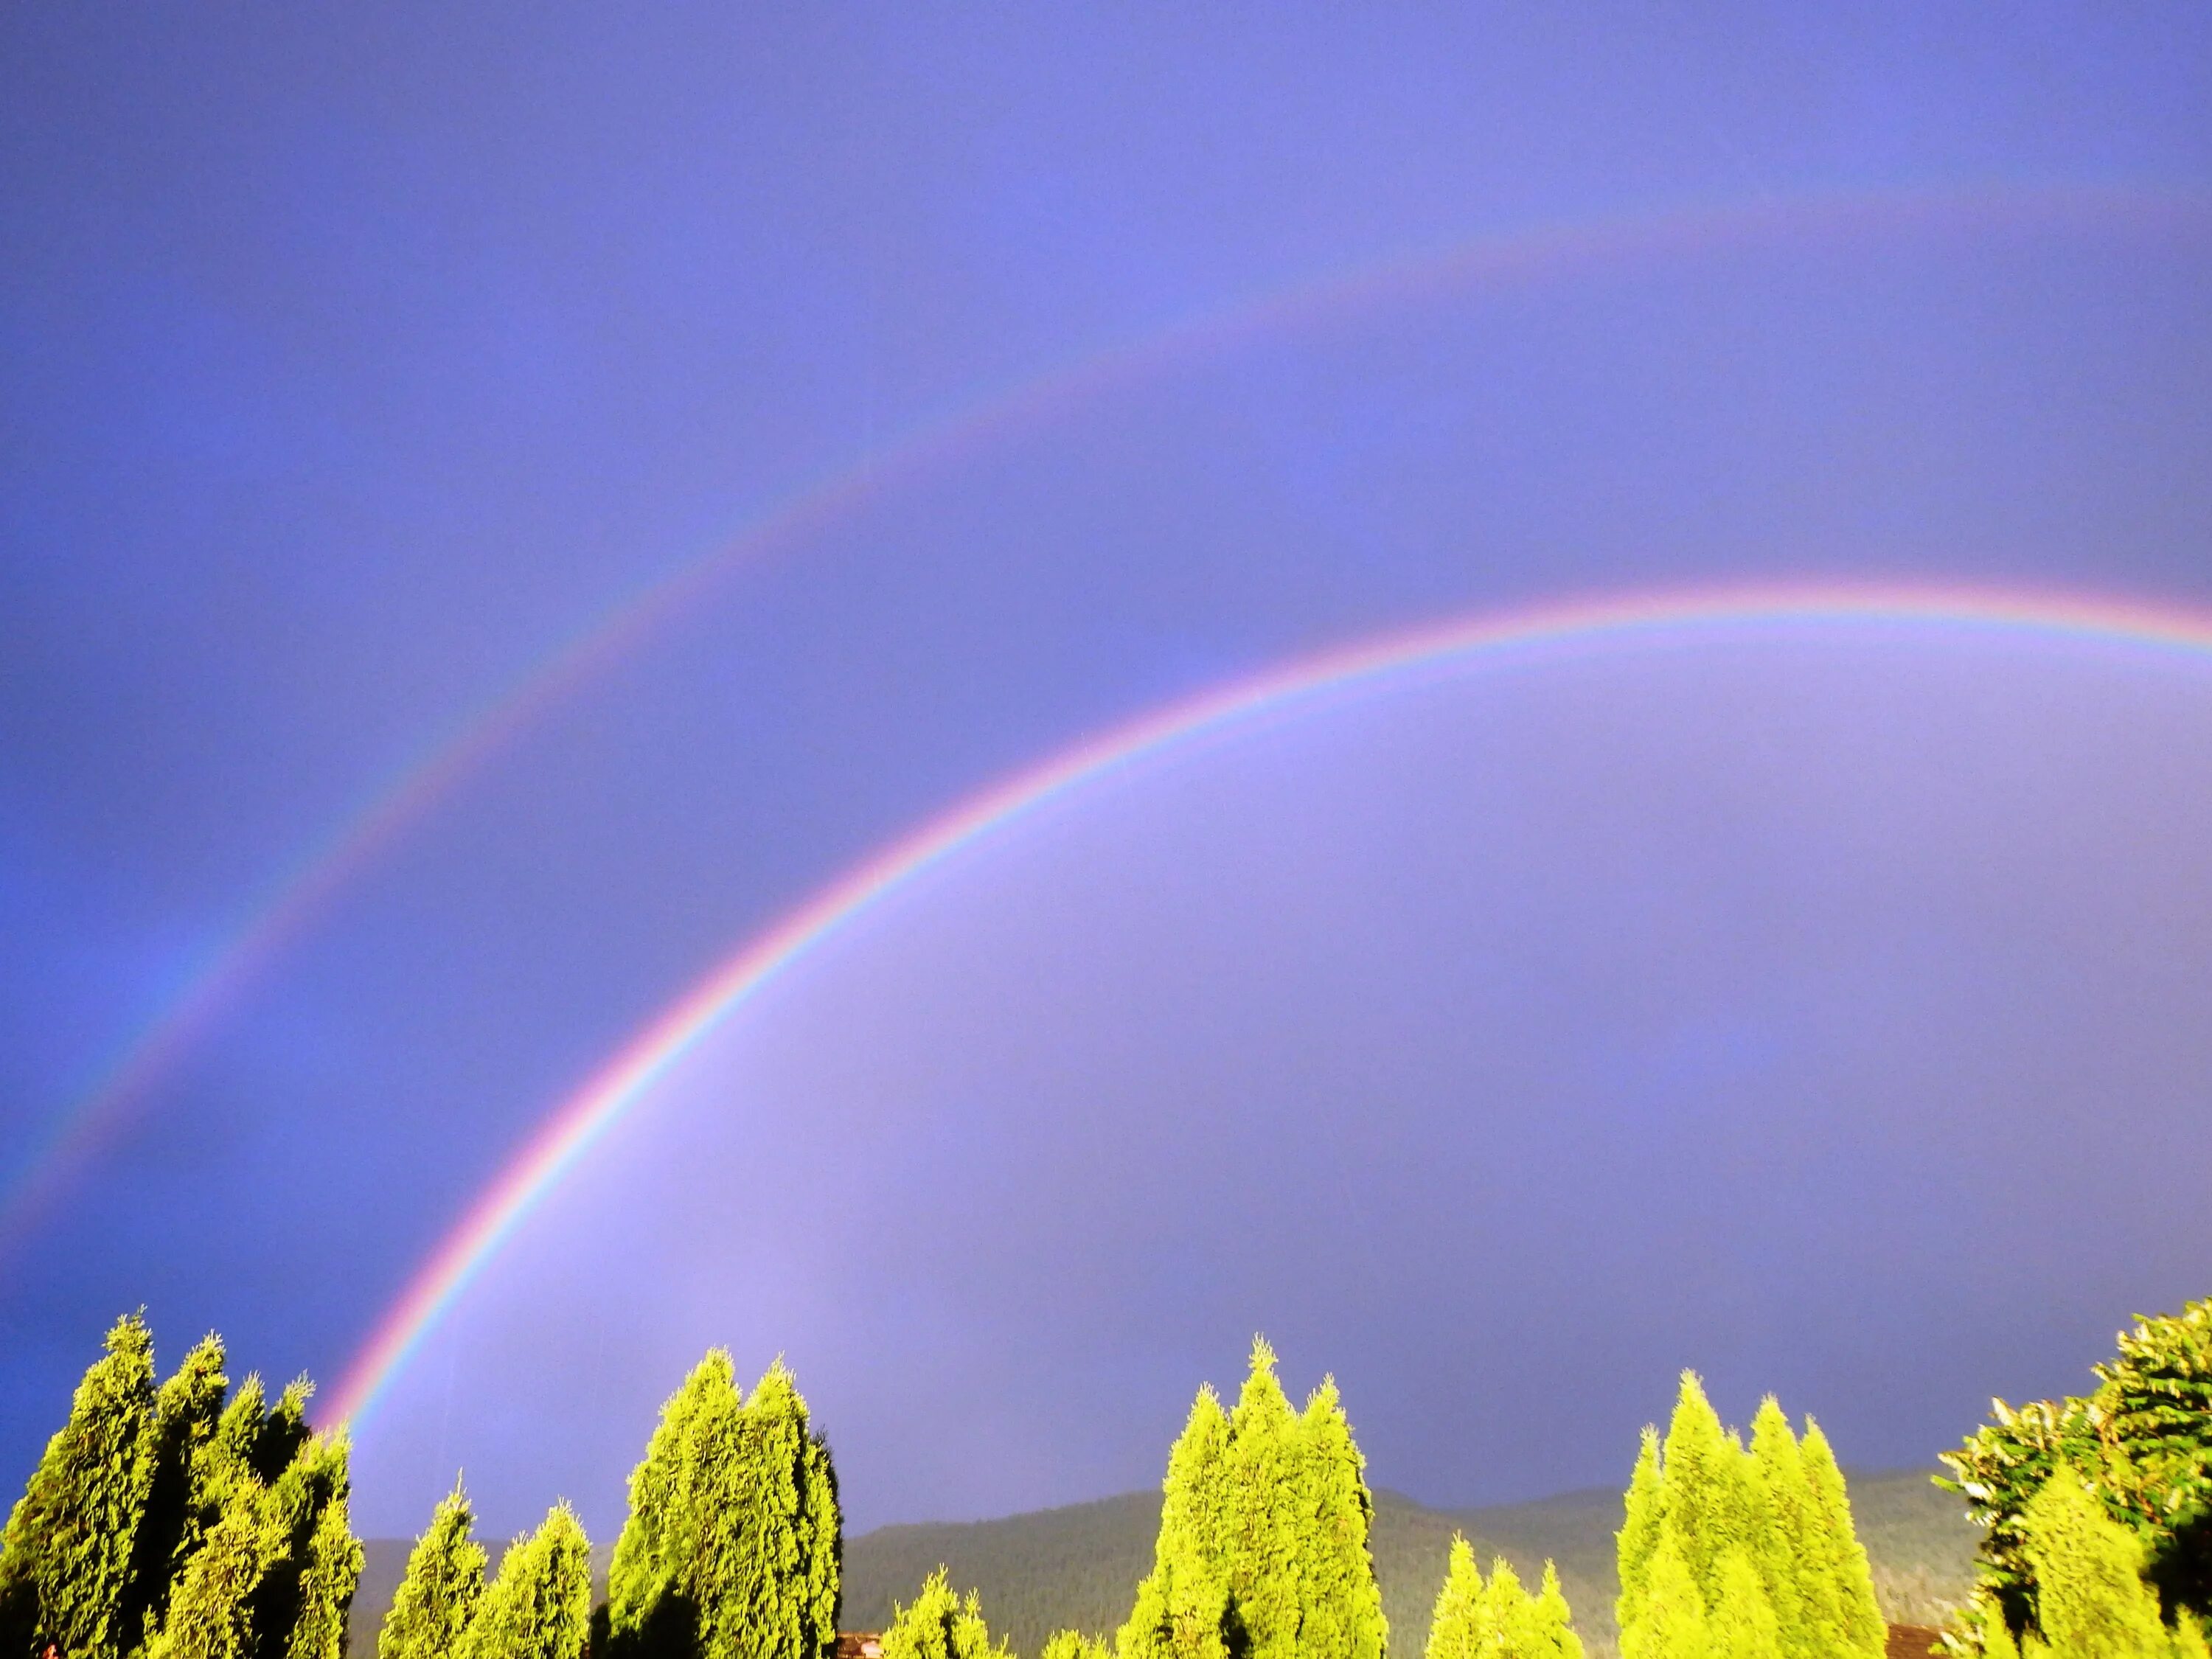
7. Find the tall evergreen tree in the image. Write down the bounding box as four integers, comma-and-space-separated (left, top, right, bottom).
1659, 1374, 1750, 1607
607, 1352, 742, 1659
119, 1337, 230, 1656
1710, 1550, 1781, 1659
1527, 1563, 1585, 1659
1039, 1635, 1110, 1659
247, 1430, 356, 1659
1621, 1533, 1707, 1659
2020, 1475, 2167, 1659
1745, 1399, 1815, 1659
1618, 1428, 1665, 1636
1120, 1390, 1232, 1659
276, 1493, 356, 1659
1222, 1342, 1301, 1659
459, 1506, 591, 1659
738, 1363, 842, 1659
1292, 1377, 1385, 1659
0, 1313, 161, 1659
378, 1483, 487, 1659
1424, 1537, 1489, 1659
145, 1484, 278, 1659
605, 1352, 841, 1659
879, 1572, 1009, 1659
1799, 1422, 1884, 1659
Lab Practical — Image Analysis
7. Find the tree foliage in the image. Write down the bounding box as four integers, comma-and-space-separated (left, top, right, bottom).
1618, 1374, 1882, 1659
378, 1481, 487, 1659
880, 1571, 1010, 1659
1943, 1298, 2212, 1636
605, 1351, 841, 1659
457, 1506, 590, 1659
0, 1314, 160, 1659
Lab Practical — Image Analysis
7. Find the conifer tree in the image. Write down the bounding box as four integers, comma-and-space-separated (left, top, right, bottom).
879, 1571, 1010, 1659
1293, 1377, 1385, 1659
1745, 1399, 1815, 1659
1799, 1422, 1884, 1659
276, 1492, 358, 1659
1621, 1533, 1708, 1659
1975, 1595, 2022, 1659
248, 1430, 357, 1659
1660, 1374, 1748, 1607
1710, 1550, 1781, 1659
459, 1506, 591, 1659
1528, 1563, 1585, 1659
378, 1482, 487, 1659
145, 1484, 279, 1659
1424, 1537, 1489, 1659
607, 1352, 742, 1659
2173, 1611, 2211, 1659
738, 1363, 842, 1659
0, 1313, 161, 1659
1618, 1428, 1665, 1636
120, 1336, 230, 1655
1039, 1635, 1110, 1659
1222, 1342, 1301, 1659
1488, 1558, 1534, 1655
1120, 1389, 1232, 1659
2020, 1475, 2167, 1659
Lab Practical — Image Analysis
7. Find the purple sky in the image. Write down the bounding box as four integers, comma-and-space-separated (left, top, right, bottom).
4, 7, 2212, 1539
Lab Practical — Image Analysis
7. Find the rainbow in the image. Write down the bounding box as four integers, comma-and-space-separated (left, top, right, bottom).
5, 180, 2199, 1265
326, 580, 2212, 1429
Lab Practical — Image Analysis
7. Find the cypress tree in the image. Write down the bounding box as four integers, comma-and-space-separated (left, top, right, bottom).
459, 1506, 591, 1659
145, 1484, 279, 1659
1976, 1595, 2021, 1659
608, 1352, 742, 1659
1487, 1557, 1533, 1655
1424, 1537, 1489, 1659
1293, 1378, 1385, 1659
2173, 1611, 2211, 1659
2020, 1475, 2167, 1659
1617, 1427, 1665, 1635
378, 1482, 487, 1659
1799, 1422, 1884, 1659
0, 1313, 161, 1659
1710, 1550, 1781, 1659
1039, 1635, 1110, 1659
1745, 1399, 1815, 1659
1621, 1531, 1707, 1659
1119, 1390, 1232, 1659
120, 1337, 230, 1656
276, 1492, 357, 1659
1660, 1374, 1750, 1607
1528, 1563, 1585, 1659
248, 1431, 356, 1659
879, 1571, 1009, 1659
1222, 1342, 1301, 1659
737, 1363, 841, 1659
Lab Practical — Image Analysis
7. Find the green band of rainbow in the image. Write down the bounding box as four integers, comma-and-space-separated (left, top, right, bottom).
325, 580, 2212, 1430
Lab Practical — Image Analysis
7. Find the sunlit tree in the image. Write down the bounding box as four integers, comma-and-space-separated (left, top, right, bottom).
378, 1481, 487, 1659
0, 1314, 160, 1659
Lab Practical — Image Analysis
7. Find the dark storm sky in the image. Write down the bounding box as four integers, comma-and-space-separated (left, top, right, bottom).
4, 7, 2212, 1539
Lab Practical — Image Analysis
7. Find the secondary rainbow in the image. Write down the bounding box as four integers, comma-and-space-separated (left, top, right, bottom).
5, 181, 2194, 1265
326, 579, 2212, 1429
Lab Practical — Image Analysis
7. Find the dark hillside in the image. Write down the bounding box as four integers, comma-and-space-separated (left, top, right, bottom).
348, 1470, 1978, 1658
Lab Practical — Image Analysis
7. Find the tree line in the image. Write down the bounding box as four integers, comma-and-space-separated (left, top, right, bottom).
6, 1299, 2209, 1659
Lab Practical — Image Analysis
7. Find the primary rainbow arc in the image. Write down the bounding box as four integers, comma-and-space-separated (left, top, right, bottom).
327, 579, 2212, 1430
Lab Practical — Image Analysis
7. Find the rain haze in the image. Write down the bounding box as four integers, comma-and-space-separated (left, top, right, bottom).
4, 6, 2212, 1550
